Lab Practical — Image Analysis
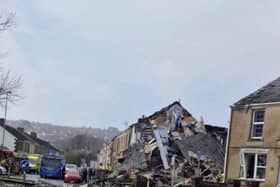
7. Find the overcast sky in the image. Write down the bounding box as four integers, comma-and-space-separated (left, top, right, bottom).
0, 0, 279, 129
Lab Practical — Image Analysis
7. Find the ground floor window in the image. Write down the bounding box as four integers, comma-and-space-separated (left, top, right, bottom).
240, 152, 266, 180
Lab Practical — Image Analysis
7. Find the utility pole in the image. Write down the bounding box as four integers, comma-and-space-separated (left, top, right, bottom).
2, 91, 11, 147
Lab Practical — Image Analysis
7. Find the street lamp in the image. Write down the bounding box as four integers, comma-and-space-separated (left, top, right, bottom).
2, 91, 11, 147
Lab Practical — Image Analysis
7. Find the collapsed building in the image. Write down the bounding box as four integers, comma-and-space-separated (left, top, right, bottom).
97, 101, 227, 186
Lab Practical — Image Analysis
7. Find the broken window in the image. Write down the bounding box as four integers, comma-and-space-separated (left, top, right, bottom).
240, 153, 266, 179
251, 110, 265, 139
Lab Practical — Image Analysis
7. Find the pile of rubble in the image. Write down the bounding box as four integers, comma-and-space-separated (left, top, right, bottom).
106, 124, 225, 186
97, 102, 227, 187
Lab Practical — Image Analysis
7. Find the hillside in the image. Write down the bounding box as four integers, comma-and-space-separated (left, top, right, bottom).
7, 120, 120, 144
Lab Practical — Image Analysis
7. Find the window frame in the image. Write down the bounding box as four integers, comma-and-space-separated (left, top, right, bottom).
250, 109, 265, 139
255, 154, 266, 179
240, 149, 268, 181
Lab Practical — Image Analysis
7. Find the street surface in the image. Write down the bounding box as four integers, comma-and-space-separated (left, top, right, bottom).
26, 174, 86, 186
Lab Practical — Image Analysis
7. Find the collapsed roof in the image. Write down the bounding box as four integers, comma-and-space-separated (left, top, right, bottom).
174, 133, 225, 169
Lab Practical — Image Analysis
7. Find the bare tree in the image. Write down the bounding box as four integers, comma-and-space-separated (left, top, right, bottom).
0, 11, 22, 105
0, 11, 15, 31
0, 69, 22, 105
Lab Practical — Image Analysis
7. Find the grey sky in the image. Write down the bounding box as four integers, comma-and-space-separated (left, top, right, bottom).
1, 0, 279, 129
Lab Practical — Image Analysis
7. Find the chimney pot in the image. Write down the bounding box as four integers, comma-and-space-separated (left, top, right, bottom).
17, 127, 24, 132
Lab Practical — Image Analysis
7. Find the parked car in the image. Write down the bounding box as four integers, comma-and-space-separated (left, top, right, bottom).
0, 166, 7, 175
64, 169, 81, 183
65, 164, 78, 172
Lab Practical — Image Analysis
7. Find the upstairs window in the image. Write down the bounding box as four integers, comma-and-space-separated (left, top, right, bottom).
251, 110, 265, 139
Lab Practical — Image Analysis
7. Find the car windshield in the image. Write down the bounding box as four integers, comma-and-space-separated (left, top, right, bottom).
66, 164, 77, 169
42, 158, 61, 170
29, 159, 36, 165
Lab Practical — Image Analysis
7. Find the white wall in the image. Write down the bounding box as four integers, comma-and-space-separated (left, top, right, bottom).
0, 126, 17, 151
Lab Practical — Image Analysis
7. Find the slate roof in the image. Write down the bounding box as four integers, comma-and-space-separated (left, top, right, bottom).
0, 119, 35, 143
204, 124, 227, 134
175, 133, 225, 169
25, 133, 59, 152
234, 77, 280, 107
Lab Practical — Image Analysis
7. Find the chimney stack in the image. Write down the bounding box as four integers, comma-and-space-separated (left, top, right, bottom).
30, 132, 37, 138
17, 127, 24, 133
0, 118, 4, 126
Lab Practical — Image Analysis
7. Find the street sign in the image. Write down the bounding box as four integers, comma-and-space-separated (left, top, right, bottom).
20, 160, 29, 171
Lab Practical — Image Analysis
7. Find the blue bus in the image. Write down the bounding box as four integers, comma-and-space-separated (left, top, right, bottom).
39, 153, 65, 179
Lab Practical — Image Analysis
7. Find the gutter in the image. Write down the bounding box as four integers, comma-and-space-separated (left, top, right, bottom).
233, 102, 280, 109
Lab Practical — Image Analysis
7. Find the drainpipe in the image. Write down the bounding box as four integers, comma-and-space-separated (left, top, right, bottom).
224, 106, 234, 182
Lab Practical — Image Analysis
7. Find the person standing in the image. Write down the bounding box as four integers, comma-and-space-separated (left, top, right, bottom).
89, 167, 93, 183
82, 167, 87, 183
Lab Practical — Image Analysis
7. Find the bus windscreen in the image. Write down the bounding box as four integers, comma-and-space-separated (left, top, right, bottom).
41, 158, 61, 170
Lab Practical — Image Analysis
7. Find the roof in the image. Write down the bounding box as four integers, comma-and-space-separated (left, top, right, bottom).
175, 133, 225, 169
25, 133, 59, 152
204, 124, 227, 133
0, 119, 36, 143
234, 77, 280, 107
136, 101, 193, 124
146, 101, 193, 120
111, 101, 194, 141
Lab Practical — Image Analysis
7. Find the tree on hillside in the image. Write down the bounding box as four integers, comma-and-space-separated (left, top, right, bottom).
55, 134, 104, 165
0, 11, 22, 106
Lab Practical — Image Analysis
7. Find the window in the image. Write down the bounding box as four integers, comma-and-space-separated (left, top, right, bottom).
251, 110, 265, 139
240, 153, 267, 180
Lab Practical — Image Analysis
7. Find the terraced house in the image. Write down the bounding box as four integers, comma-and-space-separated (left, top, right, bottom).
225, 77, 280, 187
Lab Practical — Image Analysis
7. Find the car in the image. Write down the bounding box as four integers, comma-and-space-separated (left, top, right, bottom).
65, 164, 78, 172
64, 169, 81, 184
0, 166, 7, 175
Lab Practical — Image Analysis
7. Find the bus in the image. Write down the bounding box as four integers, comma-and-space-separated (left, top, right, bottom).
39, 153, 64, 179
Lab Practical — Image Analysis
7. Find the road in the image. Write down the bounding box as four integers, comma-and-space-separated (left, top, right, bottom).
26, 174, 67, 186
0, 174, 89, 187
